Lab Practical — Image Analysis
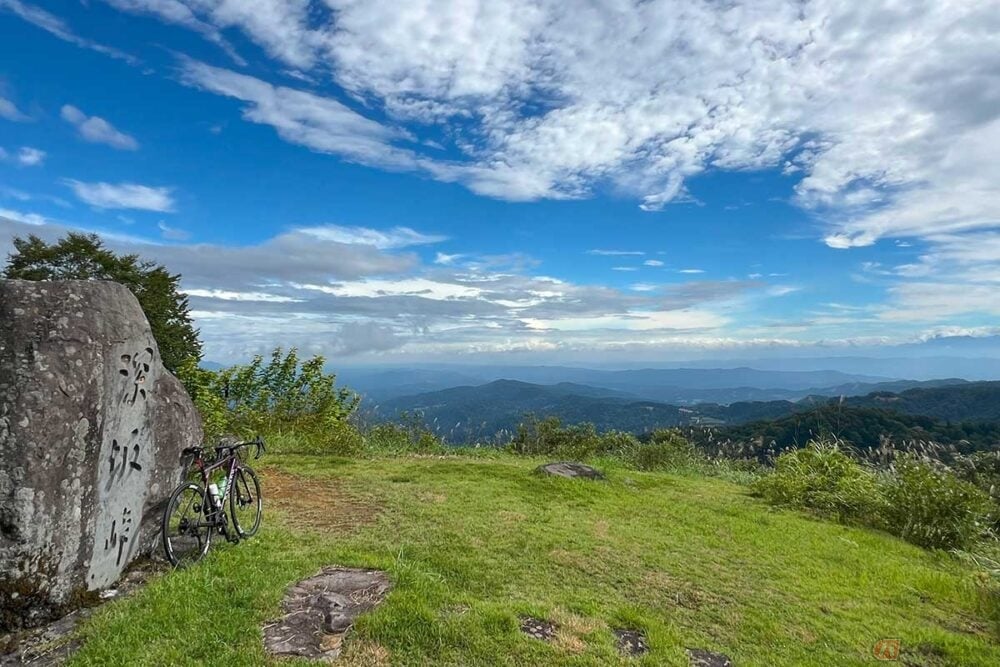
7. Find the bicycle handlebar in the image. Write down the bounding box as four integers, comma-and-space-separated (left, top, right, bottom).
184, 436, 266, 462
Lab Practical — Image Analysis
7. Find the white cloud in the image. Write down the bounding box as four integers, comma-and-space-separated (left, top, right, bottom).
178, 59, 419, 170
299, 225, 445, 249
881, 283, 1000, 321
12, 1, 999, 355
0, 96, 28, 121
0, 0, 138, 64
588, 249, 645, 256
611, 266, 638, 272
61, 105, 139, 150
99, 0, 246, 64
106, 0, 1000, 276
0, 213, 788, 361
678, 268, 705, 274
301, 278, 482, 301
183, 289, 302, 303
158, 221, 190, 240
629, 283, 657, 292
643, 259, 664, 267
522, 309, 727, 333
16, 146, 45, 166
0, 207, 47, 225
65, 180, 175, 211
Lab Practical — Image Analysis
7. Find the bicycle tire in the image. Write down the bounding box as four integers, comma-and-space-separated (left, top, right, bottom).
162, 482, 213, 566
230, 467, 262, 538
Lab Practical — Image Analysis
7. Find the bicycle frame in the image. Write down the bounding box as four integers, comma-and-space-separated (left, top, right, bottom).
192, 450, 242, 508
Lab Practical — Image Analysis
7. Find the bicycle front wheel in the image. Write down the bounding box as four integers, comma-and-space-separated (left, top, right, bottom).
230, 467, 262, 538
162, 482, 212, 566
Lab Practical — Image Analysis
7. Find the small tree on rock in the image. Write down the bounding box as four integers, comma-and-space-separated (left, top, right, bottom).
3, 233, 201, 372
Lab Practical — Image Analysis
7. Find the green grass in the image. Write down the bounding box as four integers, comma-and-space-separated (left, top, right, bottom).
67, 454, 999, 666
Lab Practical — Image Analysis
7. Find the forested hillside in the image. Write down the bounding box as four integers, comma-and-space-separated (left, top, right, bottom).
699, 404, 1000, 456
376, 380, 1000, 446
842, 381, 1000, 422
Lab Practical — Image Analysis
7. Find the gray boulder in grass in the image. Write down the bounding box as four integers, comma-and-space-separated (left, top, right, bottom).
0, 280, 202, 629
535, 461, 606, 480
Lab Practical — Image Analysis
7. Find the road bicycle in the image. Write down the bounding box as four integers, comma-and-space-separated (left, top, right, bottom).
161, 436, 265, 567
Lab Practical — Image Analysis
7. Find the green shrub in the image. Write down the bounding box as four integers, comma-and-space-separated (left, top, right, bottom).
753, 440, 886, 523
595, 430, 641, 457
264, 420, 365, 456
705, 457, 766, 485
178, 348, 360, 455
175, 358, 228, 441
953, 451, 1000, 505
627, 429, 702, 471
510, 416, 602, 459
883, 458, 993, 550
364, 414, 445, 455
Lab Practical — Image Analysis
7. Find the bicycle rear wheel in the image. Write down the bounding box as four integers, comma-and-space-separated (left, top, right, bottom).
162, 483, 212, 566
230, 467, 262, 538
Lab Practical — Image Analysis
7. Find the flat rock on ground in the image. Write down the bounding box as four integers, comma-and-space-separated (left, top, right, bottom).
535, 462, 606, 480
614, 628, 649, 656
263, 567, 391, 663
519, 616, 557, 642
687, 647, 733, 666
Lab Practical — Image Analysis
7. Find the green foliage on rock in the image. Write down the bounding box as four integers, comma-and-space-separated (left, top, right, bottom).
3, 233, 201, 372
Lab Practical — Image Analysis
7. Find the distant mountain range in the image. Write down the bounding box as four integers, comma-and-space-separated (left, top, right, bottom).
347, 366, 903, 404
372, 377, 993, 442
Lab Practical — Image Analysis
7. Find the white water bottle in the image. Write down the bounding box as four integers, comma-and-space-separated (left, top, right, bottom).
208, 483, 222, 510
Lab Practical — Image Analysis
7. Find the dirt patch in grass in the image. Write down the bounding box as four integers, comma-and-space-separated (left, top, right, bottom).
551, 610, 604, 655
339, 640, 391, 667
642, 571, 721, 611
262, 467, 381, 533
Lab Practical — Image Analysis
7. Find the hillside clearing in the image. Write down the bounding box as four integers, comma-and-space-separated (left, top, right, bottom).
66, 455, 998, 666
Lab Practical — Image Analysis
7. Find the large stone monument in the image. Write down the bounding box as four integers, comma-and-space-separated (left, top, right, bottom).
0, 280, 202, 629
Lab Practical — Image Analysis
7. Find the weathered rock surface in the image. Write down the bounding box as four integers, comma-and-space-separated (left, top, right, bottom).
614, 628, 649, 656
536, 461, 606, 480
0, 280, 201, 630
263, 567, 391, 662
519, 616, 557, 642
687, 647, 733, 667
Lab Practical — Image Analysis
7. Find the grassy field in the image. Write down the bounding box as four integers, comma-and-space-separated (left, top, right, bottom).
66, 454, 999, 666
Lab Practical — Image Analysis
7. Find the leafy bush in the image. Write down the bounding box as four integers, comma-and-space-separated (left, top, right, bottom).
883, 458, 994, 550
953, 451, 1000, 505
511, 416, 602, 459
179, 348, 361, 455
753, 440, 887, 523
596, 430, 642, 457
627, 429, 702, 471
265, 421, 364, 456
363, 414, 445, 455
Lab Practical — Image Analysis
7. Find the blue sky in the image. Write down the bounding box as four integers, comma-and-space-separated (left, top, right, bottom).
1, 1, 998, 365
